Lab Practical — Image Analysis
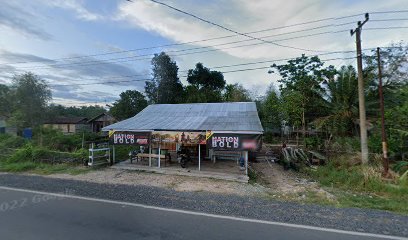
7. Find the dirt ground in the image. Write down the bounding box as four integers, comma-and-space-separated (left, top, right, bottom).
47, 168, 267, 196
251, 161, 336, 202
44, 160, 335, 202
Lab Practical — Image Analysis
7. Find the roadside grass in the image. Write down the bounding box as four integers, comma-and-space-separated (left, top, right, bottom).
0, 161, 92, 175
0, 134, 92, 176
306, 156, 408, 214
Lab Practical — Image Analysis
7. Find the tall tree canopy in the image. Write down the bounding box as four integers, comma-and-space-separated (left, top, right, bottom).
270, 55, 336, 133
223, 83, 251, 102
259, 84, 282, 131
364, 42, 408, 115
145, 52, 184, 104
9, 72, 51, 129
47, 104, 106, 119
0, 84, 12, 118
109, 90, 148, 120
185, 63, 226, 103
314, 65, 359, 136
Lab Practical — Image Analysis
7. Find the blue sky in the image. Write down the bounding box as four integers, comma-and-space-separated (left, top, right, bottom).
0, 0, 407, 106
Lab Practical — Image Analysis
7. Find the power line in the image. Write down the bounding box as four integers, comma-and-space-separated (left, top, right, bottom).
371, 10, 408, 14
2, 17, 355, 66
9, 21, 408, 71
48, 56, 358, 87
11, 45, 406, 87
15, 27, 354, 70
147, 0, 330, 53
43, 46, 408, 85
1, 13, 406, 67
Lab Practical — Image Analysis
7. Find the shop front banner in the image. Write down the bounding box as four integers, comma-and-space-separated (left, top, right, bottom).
206, 131, 261, 151
109, 131, 150, 145
152, 131, 206, 144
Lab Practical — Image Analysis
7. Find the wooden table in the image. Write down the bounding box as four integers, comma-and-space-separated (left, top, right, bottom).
131, 153, 168, 165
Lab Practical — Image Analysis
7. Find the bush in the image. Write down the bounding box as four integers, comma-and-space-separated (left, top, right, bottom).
0, 135, 26, 150
325, 137, 360, 153
262, 133, 280, 144
5, 144, 34, 163
310, 155, 408, 196
3, 144, 86, 165
368, 132, 406, 160
304, 136, 323, 150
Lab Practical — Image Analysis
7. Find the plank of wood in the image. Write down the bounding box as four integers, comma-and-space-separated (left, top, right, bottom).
137, 153, 166, 159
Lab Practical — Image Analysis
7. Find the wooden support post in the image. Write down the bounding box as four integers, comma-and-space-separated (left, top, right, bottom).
149, 142, 152, 167
112, 145, 116, 164
158, 144, 161, 168
198, 144, 201, 171
91, 143, 94, 166
245, 151, 248, 176
108, 145, 111, 166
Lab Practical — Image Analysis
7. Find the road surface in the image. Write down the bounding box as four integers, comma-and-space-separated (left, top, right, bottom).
0, 187, 405, 240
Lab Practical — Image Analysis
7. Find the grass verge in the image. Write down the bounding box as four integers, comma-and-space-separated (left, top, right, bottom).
0, 161, 92, 175
306, 156, 408, 214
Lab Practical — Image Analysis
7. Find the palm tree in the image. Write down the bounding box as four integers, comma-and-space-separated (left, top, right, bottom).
314, 66, 359, 136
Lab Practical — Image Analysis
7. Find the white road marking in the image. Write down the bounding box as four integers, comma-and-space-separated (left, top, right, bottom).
0, 186, 406, 240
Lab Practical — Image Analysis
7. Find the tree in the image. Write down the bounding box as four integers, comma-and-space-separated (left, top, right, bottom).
185, 63, 226, 103
259, 84, 282, 133
314, 65, 359, 136
145, 52, 184, 104
223, 83, 251, 102
269, 55, 336, 134
0, 84, 12, 118
47, 104, 106, 119
9, 73, 51, 129
364, 42, 408, 114
109, 90, 148, 120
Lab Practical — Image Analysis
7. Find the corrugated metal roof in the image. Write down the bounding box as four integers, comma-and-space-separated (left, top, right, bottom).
102, 102, 263, 132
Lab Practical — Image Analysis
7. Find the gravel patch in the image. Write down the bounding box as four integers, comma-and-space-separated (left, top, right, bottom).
42, 168, 266, 196
0, 173, 407, 237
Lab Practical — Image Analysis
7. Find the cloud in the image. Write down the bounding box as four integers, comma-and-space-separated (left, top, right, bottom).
114, 0, 408, 95
0, 50, 55, 65
44, 55, 150, 87
0, 49, 149, 105
0, 50, 149, 87
44, 0, 103, 21
0, 1, 52, 40
51, 84, 117, 105
115, 0, 408, 60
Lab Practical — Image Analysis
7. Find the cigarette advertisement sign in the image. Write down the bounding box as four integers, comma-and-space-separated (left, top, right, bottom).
152, 131, 206, 144
109, 131, 150, 145
206, 132, 261, 151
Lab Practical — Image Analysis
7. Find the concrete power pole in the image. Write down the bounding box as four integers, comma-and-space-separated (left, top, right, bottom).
350, 13, 369, 164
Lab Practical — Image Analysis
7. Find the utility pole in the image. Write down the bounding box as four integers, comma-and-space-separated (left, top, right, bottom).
350, 13, 369, 164
377, 47, 389, 176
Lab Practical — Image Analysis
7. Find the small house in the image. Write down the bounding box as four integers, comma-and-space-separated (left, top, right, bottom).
88, 113, 116, 133
43, 117, 89, 134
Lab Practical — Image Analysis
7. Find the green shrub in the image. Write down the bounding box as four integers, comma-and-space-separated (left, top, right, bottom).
5, 144, 33, 163
304, 136, 323, 150
262, 133, 280, 144
393, 161, 408, 174
326, 137, 360, 153
310, 156, 408, 197
0, 135, 26, 150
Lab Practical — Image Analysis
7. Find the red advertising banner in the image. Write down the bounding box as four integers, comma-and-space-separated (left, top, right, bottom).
109, 131, 150, 145
206, 132, 261, 151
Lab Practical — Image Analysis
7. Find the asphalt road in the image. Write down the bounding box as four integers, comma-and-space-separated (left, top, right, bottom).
0, 187, 405, 240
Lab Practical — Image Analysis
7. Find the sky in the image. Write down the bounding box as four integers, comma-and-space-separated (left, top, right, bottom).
0, 0, 407, 106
